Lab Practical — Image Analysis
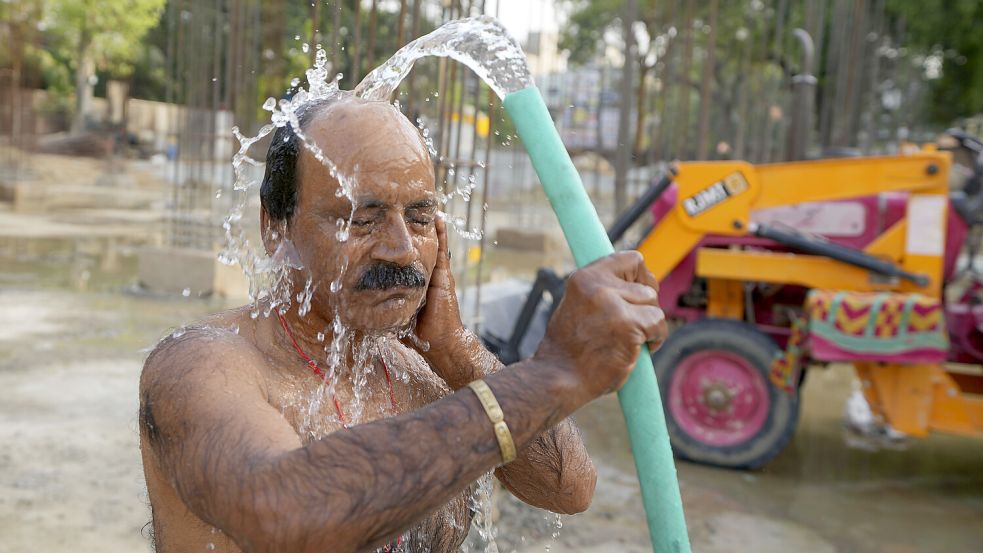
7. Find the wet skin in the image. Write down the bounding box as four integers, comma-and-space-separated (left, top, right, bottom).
139, 97, 668, 552
280, 96, 441, 333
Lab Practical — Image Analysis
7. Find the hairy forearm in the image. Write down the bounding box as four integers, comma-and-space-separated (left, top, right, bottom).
239, 359, 578, 553
427, 330, 597, 514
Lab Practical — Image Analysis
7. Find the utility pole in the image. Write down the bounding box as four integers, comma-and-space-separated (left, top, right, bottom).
614, 0, 637, 216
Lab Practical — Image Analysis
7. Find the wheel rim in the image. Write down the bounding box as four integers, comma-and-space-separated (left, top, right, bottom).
668, 349, 770, 448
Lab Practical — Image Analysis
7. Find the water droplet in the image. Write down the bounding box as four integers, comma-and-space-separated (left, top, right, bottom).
206, 543, 215, 551
302, 43, 310, 53
182, 288, 191, 297
211, 77, 217, 82
262, 97, 276, 111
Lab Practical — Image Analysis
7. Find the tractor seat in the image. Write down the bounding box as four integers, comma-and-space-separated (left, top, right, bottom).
803, 290, 948, 364
950, 190, 983, 226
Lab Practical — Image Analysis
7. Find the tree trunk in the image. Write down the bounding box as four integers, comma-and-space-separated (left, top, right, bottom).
9, 21, 24, 147
366, 0, 379, 72
696, 0, 718, 159
633, 60, 649, 158
71, 27, 94, 135
673, 0, 695, 159
351, 0, 363, 86
310, 0, 321, 67
614, 0, 638, 217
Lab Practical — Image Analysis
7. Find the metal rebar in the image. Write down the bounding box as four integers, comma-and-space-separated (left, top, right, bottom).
614, 0, 638, 216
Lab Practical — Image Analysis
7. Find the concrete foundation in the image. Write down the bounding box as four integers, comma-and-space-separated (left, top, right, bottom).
494, 227, 564, 253
138, 246, 249, 299
491, 227, 572, 275
0, 180, 47, 213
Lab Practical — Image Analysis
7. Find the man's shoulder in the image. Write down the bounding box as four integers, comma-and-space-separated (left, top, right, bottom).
141, 310, 264, 394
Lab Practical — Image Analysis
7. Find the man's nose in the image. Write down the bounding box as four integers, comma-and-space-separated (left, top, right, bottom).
372, 215, 416, 265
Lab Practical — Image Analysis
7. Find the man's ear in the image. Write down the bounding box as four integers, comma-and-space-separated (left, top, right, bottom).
260, 207, 283, 257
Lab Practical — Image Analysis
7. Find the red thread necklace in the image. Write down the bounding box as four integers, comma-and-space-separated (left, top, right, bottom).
277, 313, 405, 551
276, 312, 398, 427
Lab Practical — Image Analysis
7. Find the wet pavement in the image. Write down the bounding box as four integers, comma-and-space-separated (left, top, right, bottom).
1, 187, 982, 552
573, 370, 983, 553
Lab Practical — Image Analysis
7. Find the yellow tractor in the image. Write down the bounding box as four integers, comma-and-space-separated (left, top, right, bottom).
486, 130, 983, 468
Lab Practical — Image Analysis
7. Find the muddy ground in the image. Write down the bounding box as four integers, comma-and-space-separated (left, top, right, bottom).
1, 156, 982, 552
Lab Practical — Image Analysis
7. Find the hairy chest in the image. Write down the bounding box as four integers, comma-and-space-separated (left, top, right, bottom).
266, 351, 475, 552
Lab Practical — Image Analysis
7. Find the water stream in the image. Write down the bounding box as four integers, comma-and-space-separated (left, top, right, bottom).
354, 16, 532, 101
219, 15, 557, 552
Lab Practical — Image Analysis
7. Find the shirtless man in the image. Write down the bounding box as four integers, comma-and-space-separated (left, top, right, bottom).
138, 94, 668, 552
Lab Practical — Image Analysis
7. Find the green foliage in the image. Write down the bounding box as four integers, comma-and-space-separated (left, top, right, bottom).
126, 11, 169, 101
29, 48, 74, 115
563, 0, 983, 129
44, 0, 167, 77
887, 0, 983, 124
559, 0, 622, 65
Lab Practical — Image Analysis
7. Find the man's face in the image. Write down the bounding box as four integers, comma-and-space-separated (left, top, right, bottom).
284, 98, 438, 332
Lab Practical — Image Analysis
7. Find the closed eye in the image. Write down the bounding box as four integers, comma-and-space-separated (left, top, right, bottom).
406, 202, 436, 227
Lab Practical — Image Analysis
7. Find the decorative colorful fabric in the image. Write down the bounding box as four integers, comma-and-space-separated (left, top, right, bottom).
805, 290, 948, 364
770, 315, 806, 395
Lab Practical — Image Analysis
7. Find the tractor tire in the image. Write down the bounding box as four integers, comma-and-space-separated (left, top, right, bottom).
651, 318, 799, 469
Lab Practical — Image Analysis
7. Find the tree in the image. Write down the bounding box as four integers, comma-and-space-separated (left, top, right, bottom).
886, 0, 983, 125
559, 0, 754, 159
42, 0, 166, 133
560, 0, 652, 158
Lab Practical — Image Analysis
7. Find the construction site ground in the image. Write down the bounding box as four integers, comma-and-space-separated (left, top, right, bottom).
1, 153, 981, 553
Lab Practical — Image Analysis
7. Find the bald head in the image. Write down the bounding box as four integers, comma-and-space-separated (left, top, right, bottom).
260, 94, 431, 223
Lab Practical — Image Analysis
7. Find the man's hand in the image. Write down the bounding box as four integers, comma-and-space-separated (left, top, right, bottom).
533, 251, 667, 406
407, 214, 474, 385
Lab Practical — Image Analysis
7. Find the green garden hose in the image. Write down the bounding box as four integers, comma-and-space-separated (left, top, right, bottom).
503, 85, 691, 553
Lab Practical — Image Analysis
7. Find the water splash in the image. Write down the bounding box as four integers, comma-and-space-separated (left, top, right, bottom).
223, 16, 525, 318
296, 277, 316, 317
222, 47, 350, 321
354, 15, 532, 101
474, 473, 500, 551
443, 211, 484, 240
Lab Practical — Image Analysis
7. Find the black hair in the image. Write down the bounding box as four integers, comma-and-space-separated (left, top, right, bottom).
259, 95, 342, 222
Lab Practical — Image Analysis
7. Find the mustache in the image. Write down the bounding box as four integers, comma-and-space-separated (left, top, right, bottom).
354, 262, 426, 291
